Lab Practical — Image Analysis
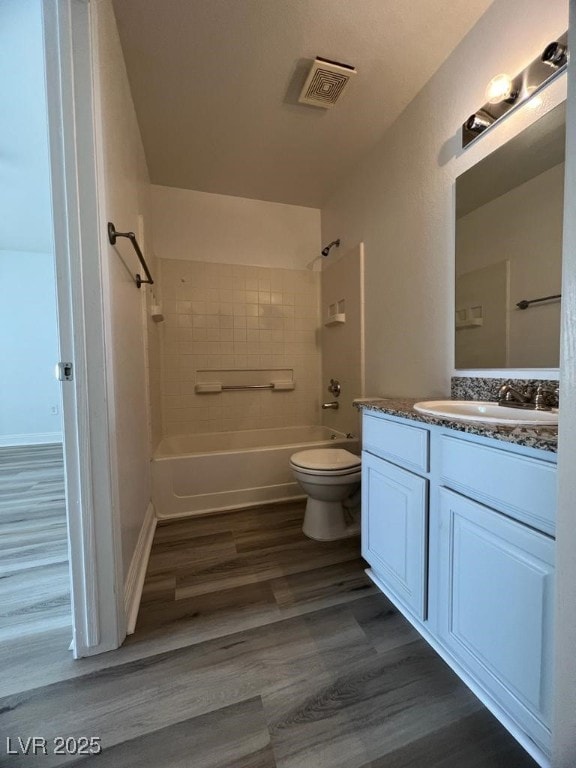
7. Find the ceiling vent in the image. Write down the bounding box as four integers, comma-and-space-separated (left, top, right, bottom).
298, 56, 356, 108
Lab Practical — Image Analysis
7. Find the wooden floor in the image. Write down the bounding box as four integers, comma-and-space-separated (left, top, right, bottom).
0, 444, 70, 643
0, 500, 537, 767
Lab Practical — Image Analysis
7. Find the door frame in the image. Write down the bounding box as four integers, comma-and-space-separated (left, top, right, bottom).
553, 1, 576, 763
43, 0, 125, 657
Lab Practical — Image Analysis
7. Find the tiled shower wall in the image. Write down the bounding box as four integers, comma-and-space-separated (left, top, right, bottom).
159, 259, 321, 435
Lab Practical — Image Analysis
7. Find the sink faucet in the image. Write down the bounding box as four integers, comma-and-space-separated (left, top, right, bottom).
497, 383, 535, 409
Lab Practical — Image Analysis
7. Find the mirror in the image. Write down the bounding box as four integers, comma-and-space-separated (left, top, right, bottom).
455, 101, 565, 369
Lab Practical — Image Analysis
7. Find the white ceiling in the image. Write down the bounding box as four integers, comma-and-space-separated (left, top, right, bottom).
113, 0, 494, 208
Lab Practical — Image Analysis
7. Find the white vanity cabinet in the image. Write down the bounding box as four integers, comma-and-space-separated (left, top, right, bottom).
361, 415, 430, 620
362, 452, 428, 619
437, 488, 554, 752
361, 408, 557, 763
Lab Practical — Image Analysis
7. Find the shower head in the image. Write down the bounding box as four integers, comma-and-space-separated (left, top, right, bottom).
321, 239, 340, 257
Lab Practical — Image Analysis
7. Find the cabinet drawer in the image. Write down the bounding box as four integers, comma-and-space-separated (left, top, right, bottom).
440, 436, 556, 535
363, 413, 429, 473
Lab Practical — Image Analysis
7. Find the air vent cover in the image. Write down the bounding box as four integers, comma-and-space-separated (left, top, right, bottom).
298, 57, 356, 108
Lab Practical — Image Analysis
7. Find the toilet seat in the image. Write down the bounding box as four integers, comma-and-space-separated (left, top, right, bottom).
290, 448, 361, 474
290, 464, 361, 478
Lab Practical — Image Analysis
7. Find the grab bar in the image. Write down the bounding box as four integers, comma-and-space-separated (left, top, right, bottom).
516, 294, 561, 310
107, 221, 154, 289
222, 384, 274, 390
195, 381, 294, 393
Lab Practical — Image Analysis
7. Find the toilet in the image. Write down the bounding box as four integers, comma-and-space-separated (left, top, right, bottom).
289, 448, 361, 541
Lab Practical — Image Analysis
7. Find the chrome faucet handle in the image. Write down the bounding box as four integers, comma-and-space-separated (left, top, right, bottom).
327, 379, 341, 398
534, 384, 556, 411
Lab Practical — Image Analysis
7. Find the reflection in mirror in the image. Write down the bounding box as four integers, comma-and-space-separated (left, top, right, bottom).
455, 101, 565, 369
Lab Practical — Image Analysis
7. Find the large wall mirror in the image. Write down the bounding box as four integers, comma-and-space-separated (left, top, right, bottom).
455, 101, 565, 369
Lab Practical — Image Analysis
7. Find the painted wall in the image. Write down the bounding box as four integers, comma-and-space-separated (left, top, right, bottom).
0, 0, 61, 445
456, 163, 563, 368
321, 0, 568, 397
321, 243, 365, 436
0, 0, 52, 252
92, 0, 154, 580
0, 252, 61, 443
150, 185, 321, 270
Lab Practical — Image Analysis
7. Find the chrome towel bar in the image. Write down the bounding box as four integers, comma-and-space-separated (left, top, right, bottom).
108, 221, 154, 288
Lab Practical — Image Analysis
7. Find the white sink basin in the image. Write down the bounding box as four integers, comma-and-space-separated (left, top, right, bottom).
413, 400, 558, 426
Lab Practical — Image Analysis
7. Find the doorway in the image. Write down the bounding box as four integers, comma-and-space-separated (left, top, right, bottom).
1, 0, 125, 663
0, 0, 70, 648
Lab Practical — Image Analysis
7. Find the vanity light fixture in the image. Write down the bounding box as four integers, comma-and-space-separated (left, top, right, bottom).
541, 41, 568, 69
525, 86, 543, 110
465, 111, 494, 135
462, 32, 568, 148
485, 73, 517, 104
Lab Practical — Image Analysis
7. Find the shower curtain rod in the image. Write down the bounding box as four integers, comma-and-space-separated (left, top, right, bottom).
516, 293, 561, 310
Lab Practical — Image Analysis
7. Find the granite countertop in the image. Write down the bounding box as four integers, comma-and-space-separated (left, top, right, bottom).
355, 397, 558, 453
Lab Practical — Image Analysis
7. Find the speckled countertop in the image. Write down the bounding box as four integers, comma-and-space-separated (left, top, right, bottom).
355, 397, 558, 453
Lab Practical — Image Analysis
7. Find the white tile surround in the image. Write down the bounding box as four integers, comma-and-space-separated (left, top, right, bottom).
159, 259, 321, 435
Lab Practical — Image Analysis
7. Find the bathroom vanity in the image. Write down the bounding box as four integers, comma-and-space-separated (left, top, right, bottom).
359, 400, 557, 765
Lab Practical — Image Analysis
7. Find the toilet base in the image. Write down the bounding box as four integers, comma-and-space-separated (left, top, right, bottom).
302, 497, 360, 541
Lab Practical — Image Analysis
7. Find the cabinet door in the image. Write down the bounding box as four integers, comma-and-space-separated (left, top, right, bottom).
438, 488, 554, 750
361, 451, 428, 619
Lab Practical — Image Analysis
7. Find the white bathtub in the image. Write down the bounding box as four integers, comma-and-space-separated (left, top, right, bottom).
152, 425, 359, 519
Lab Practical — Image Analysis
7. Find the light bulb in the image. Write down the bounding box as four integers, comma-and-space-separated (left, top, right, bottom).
525, 86, 543, 110
485, 73, 514, 104
465, 112, 493, 134
541, 41, 568, 69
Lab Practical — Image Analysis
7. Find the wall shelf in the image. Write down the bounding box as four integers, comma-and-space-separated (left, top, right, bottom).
456, 304, 483, 330
325, 313, 346, 326
456, 318, 483, 330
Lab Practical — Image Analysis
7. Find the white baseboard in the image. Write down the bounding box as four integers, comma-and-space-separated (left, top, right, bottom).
124, 502, 157, 635
0, 432, 63, 447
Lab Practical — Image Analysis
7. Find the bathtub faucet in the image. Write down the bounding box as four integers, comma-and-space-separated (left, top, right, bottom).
322, 401, 339, 410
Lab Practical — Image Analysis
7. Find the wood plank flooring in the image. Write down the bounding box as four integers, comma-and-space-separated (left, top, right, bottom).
0, 501, 538, 767
0, 444, 70, 642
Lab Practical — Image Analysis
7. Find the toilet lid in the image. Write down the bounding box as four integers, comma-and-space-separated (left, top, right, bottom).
290, 448, 361, 471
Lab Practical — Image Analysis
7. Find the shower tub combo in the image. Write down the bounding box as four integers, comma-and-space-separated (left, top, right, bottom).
152, 425, 358, 519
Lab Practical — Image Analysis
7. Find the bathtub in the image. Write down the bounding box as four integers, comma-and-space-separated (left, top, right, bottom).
152, 425, 359, 519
